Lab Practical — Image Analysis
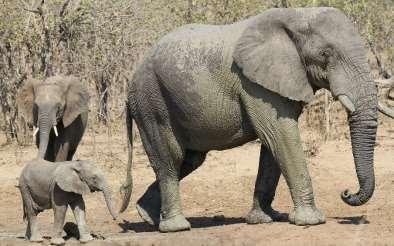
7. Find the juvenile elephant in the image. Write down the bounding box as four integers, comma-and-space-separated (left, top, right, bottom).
16, 75, 89, 161
18, 159, 117, 245
120, 7, 394, 232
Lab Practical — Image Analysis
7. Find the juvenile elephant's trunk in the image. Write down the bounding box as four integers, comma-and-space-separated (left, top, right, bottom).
37, 111, 53, 160
102, 184, 118, 220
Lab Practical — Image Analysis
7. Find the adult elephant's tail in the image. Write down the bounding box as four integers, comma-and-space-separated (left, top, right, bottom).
119, 102, 134, 213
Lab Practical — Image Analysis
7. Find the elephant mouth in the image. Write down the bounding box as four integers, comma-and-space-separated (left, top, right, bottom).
90, 187, 100, 192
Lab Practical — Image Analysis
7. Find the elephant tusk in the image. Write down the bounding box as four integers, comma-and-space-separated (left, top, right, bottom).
338, 95, 355, 113
33, 127, 39, 137
378, 102, 394, 118
53, 126, 59, 137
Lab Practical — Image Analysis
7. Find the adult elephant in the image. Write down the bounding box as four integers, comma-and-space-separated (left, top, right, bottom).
17, 75, 89, 162
120, 7, 394, 232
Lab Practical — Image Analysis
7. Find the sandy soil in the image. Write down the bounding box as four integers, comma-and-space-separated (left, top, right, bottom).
0, 124, 393, 246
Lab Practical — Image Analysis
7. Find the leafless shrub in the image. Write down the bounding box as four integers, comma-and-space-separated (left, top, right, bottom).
0, 0, 392, 151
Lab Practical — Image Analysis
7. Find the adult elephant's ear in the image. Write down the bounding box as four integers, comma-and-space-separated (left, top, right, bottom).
55, 164, 90, 195
233, 11, 313, 103
63, 76, 90, 127
16, 78, 40, 126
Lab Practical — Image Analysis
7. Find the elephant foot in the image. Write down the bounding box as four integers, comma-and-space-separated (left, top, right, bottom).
246, 207, 287, 224
79, 233, 93, 243
159, 214, 191, 232
50, 237, 65, 245
288, 206, 325, 225
29, 234, 44, 243
136, 183, 161, 226
246, 208, 272, 224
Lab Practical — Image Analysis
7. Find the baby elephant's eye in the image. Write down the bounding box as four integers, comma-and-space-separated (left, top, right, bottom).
319, 49, 331, 58
92, 175, 98, 182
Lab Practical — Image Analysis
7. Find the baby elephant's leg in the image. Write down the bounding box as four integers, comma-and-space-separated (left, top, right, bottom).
51, 186, 68, 245
19, 186, 43, 242
26, 212, 43, 242
70, 197, 93, 243
51, 204, 67, 245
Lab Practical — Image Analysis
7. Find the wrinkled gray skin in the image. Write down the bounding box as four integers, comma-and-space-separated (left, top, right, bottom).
16, 75, 89, 162
18, 159, 117, 245
120, 7, 391, 232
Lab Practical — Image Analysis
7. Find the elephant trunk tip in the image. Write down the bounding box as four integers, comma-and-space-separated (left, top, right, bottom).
341, 189, 350, 198
111, 212, 118, 221
340, 186, 374, 206
102, 186, 119, 221
118, 182, 133, 213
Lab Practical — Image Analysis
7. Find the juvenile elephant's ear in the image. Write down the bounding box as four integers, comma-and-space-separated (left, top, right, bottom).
63, 76, 90, 127
55, 164, 90, 195
233, 12, 314, 103
16, 78, 40, 126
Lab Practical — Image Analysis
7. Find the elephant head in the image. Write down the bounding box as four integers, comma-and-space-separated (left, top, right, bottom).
234, 7, 393, 206
16, 75, 89, 159
54, 160, 118, 220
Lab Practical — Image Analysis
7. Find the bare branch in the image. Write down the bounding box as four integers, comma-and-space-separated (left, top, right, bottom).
22, 7, 41, 14
60, 0, 72, 17
368, 40, 391, 79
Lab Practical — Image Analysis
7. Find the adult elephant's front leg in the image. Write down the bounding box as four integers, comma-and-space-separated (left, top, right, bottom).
55, 114, 87, 161
246, 145, 286, 224
263, 121, 324, 225
275, 124, 325, 225
241, 94, 325, 226
54, 142, 70, 162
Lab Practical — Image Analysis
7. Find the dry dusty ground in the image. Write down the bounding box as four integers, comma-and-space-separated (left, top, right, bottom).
0, 124, 393, 246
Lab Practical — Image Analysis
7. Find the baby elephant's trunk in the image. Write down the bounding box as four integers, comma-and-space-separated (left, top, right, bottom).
102, 183, 118, 220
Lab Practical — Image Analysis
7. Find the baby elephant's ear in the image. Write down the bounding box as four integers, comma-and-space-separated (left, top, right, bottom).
55, 165, 90, 195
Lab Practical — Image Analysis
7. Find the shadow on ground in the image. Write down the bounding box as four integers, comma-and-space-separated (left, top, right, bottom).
331, 215, 370, 225
118, 216, 246, 233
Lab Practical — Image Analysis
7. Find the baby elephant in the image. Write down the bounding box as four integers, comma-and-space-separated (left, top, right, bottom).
18, 159, 117, 245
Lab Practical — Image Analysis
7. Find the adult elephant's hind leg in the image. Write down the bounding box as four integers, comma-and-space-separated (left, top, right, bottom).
246, 145, 286, 224
136, 150, 206, 226
136, 115, 191, 232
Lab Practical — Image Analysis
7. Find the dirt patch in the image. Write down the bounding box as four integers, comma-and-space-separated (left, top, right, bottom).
0, 125, 393, 245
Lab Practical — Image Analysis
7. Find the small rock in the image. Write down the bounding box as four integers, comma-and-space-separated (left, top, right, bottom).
91, 232, 106, 240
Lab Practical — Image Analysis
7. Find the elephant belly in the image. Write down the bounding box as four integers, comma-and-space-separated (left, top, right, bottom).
30, 188, 51, 211
162, 76, 257, 151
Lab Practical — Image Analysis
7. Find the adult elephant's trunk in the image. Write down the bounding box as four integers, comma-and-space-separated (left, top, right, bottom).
102, 183, 118, 220
340, 83, 378, 206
